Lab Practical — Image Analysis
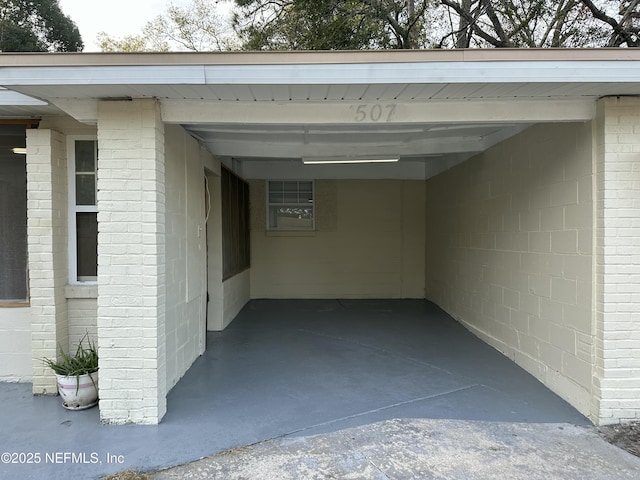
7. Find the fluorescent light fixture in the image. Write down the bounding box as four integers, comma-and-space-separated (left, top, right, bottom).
302, 156, 399, 165
12, 147, 27, 155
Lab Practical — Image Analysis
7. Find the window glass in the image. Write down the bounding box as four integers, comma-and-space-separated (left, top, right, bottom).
75, 174, 96, 205
0, 152, 27, 301
70, 138, 98, 284
76, 212, 98, 280
75, 140, 96, 206
75, 141, 96, 172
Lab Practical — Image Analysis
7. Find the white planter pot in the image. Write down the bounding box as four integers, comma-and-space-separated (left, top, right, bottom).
56, 372, 99, 410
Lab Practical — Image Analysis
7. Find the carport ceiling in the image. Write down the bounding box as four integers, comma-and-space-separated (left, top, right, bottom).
182, 122, 527, 162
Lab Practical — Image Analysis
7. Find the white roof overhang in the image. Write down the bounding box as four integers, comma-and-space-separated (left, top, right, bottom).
1, 49, 639, 179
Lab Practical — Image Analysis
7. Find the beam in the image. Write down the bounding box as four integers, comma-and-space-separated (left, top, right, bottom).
163, 98, 595, 125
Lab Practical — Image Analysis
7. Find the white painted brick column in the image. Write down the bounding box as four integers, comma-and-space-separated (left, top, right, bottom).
26, 129, 69, 394
593, 97, 640, 424
97, 99, 167, 424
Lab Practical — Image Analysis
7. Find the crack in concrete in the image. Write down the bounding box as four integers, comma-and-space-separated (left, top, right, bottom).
283, 384, 480, 438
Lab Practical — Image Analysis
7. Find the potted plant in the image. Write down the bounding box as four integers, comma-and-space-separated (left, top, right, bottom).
42, 334, 99, 410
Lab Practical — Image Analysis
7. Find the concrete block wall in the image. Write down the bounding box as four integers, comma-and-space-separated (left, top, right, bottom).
425, 122, 594, 419
164, 124, 207, 390
223, 270, 250, 328
250, 180, 425, 299
26, 129, 69, 395
96, 99, 167, 424
593, 97, 640, 424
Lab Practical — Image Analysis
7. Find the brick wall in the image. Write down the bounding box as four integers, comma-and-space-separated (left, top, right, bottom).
96, 99, 167, 424
593, 97, 640, 424
425, 122, 594, 419
0, 307, 31, 381
26, 129, 68, 394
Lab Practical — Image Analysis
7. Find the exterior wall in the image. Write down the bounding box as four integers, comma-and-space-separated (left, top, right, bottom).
38, 117, 99, 356
65, 285, 98, 351
250, 179, 425, 299
206, 174, 224, 331
425, 122, 594, 419
207, 168, 250, 332
0, 307, 31, 381
593, 97, 640, 424
164, 124, 207, 390
223, 270, 250, 328
97, 99, 167, 424
26, 128, 69, 395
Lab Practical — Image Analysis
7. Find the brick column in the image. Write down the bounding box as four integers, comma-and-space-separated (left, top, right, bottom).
26, 129, 68, 394
97, 99, 167, 424
593, 97, 640, 424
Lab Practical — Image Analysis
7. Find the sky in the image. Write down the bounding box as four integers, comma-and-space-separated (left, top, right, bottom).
58, 0, 218, 52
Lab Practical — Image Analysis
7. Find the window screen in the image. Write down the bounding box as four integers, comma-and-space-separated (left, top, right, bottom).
221, 168, 250, 280
0, 144, 28, 301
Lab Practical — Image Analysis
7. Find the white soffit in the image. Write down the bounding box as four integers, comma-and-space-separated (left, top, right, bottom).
0, 89, 47, 105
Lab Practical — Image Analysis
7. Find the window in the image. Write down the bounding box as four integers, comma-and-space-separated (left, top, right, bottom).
221, 167, 250, 280
267, 180, 314, 231
68, 138, 98, 283
0, 126, 28, 302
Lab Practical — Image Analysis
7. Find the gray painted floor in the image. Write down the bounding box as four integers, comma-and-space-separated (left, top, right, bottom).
1, 300, 591, 479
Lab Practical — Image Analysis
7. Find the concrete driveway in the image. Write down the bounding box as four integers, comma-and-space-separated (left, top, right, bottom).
152, 418, 640, 480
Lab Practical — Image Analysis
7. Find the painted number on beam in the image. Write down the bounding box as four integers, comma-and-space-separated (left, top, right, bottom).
352, 104, 396, 122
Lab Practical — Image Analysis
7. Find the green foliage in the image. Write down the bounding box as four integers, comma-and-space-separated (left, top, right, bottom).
233, 0, 432, 50
232, 0, 639, 50
96, 32, 155, 53
42, 334, 98, 377
0, 0, 83, 52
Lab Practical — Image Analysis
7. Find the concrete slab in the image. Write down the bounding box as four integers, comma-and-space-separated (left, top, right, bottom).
153, 419, 640, 480
0, 300, 591, 479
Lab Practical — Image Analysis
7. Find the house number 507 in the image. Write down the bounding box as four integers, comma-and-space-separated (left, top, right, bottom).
353, 103, 397, 122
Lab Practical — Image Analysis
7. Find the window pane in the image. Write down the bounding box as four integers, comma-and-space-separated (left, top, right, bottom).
76, 174, 96, 205
268, 206, 314, 230
0, 155, 27, 300
267, 180, 314, 230
75, 140, 95, 173
77, 212, 97, 280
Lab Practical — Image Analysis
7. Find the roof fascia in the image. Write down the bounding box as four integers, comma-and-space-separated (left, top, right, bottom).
1, 60, 640, 86
0, 48, 638, 67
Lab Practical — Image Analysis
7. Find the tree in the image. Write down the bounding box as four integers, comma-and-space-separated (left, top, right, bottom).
232, 0, 434, 50
97, 33, 152, 53
0, 0, 83, 52
233, 0, 639, 49
98, 0, 236, 52
580, 0, 640, 46
437, 0, 609, 48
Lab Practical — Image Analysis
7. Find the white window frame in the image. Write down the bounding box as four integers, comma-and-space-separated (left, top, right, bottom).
266, 180, 315, 231
67, 136, 98, 285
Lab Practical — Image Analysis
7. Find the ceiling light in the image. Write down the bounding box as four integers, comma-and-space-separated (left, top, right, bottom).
302, 156, 399, 165
12, 147, 26, 155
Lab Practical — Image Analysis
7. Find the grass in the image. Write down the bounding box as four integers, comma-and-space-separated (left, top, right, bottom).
101, 470, 151, 480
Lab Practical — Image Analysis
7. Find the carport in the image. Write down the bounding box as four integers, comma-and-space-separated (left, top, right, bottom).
1, 49, 640, 427
1, 298, 588, 479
